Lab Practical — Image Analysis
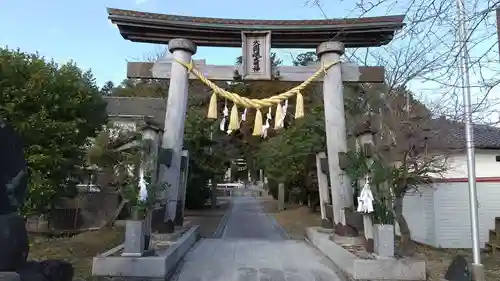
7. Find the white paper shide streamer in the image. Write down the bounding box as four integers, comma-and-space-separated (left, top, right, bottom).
241, 108, 248, 122
275, 100, 288, 130
138, 167, 148, 202
357, 175, 374, 213
262, 107, 272, 138
221, 102, 229, 132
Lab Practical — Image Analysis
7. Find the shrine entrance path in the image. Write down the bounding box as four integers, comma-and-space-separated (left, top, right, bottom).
170, 196, 345, 281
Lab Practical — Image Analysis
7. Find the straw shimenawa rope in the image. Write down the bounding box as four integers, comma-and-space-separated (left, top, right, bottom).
174, 59, 341, 135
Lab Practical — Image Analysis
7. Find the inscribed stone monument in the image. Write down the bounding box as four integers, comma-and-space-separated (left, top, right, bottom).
0, 118, 74, 281
0, 119, 29, 272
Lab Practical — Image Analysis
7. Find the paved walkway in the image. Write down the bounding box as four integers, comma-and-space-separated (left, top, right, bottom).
171, 197, 344, 281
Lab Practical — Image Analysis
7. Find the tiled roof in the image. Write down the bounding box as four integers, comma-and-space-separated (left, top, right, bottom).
104, 97, 166, 126
107, 8, 405, 48
108, 8, 405, 27
427, 117, 500, 150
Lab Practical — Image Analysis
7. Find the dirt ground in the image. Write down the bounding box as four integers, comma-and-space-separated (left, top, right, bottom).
183, 198, 230, 238
27, 198, 230, 280
414, 244, 500, 281
260, 197, 500, 281
260, 197, 322, 240
28, 227, 124, 280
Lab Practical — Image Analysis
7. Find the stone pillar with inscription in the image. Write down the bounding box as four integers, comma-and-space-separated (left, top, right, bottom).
316, 42, 356, 236
159, 39, 197, 231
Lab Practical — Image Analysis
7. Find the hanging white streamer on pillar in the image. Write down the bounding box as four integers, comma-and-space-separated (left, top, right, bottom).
357, 175, 374, 213
138, 167, 148, 202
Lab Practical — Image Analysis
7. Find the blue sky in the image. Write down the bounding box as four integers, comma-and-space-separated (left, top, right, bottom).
2, 0, 499, 123
0, 0, 368, 87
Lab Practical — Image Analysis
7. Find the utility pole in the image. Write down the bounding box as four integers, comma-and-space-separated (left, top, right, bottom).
455, 0, 484, 279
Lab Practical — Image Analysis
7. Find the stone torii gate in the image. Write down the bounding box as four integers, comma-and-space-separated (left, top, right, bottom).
108, 8, 404, 233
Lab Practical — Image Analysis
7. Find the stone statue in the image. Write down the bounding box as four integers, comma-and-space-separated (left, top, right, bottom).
0, 118, 74, 281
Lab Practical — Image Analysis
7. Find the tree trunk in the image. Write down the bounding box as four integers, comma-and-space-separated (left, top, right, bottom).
394, 196, 416, 256
101, 199, 128, 228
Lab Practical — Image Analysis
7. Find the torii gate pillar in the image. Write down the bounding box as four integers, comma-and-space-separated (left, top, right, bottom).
317, 41, 355, 235
160, 38, 197, 230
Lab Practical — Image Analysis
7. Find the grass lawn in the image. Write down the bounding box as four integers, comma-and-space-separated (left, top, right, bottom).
414, 244, 500, 281
26, 198, 231, 280
28, 227, 124, 280
260, 197, 322, 240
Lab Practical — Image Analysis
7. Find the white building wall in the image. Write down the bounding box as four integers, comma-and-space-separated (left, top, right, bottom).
445, 149, 500, 178
432, 181, 500, 248
400, 150, 500, 248
396, 187, 436, 246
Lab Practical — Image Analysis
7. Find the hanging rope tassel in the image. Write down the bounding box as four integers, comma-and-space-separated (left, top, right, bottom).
295, 92, 304, 119
228, 104, 240, 131
274, 102, 283, 130
252, 108, 263, 136
207, 92, 218, 119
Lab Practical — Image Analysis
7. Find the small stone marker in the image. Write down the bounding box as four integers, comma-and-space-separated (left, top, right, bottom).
444, 255, 472, 281
277, 183, 285, 211
122, 220, 146, 257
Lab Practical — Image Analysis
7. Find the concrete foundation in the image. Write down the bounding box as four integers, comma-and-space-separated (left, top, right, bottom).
306, 227, 426, 280
92, 225, 199, 279
321, 219, 333, 228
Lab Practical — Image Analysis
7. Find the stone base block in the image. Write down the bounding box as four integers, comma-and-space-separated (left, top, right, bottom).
92, 225, 199, 279
334, 223, 358, 237
307, 227, 426, 280
151, 205, 173, 233
365, 238, 374, 253
321, 219, 333, 228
